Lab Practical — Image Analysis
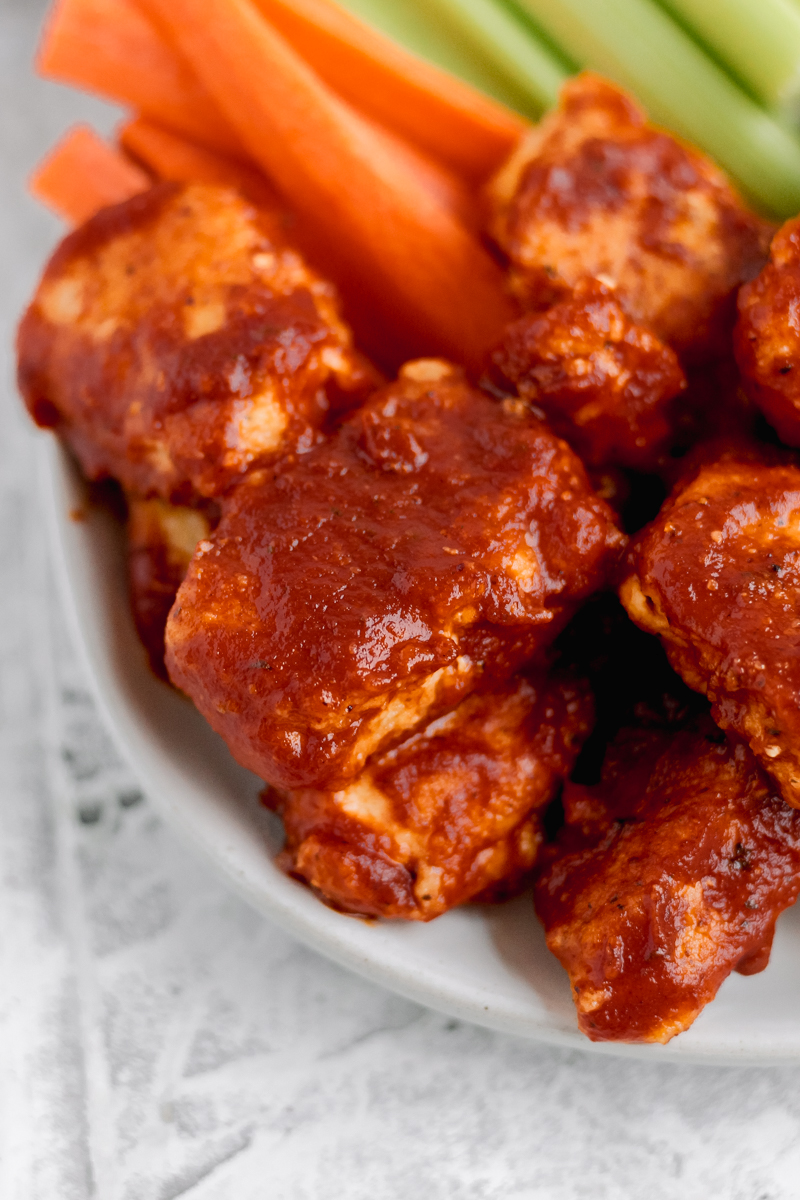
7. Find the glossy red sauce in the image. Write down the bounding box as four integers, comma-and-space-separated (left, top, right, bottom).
488, 74, 772, 361
269, 670, 592, 920
491, 279, 686, 470
17, 182, 377, 503
536, 722, 800, 1042
165, 363, 624, 790
736, 215, 800, 446
622, 458, 800, 807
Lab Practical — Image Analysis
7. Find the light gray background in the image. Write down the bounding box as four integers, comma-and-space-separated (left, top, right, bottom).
3, 1, 800, 1195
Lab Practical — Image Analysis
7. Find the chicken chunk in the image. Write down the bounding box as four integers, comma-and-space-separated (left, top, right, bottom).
535, 722, 800, 1043
166, 360, 624, 790
621, 457, 800, 806
17, 182, 377, 502
268, 670, 592, 920
490, 279, 687, 470
127, 496, 215, 678
735, 215, 800, 447
488, 73, 772, 362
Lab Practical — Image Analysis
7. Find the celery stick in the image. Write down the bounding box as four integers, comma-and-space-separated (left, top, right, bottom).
511, 0, 800, 216
659, 0, 800, 117
336, 0, 569, 117
407, 0, 570, 115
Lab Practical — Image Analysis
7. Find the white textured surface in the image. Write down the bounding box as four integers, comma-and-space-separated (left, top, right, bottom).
5, 2, 800, 1195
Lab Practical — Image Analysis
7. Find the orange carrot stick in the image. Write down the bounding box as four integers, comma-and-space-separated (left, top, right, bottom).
118, 116, 277, 205
251, 0, 528, 180
120, 108, 473, 228
38, 0, 526, 183
135, 0, 516, 372
37, 0, 242, 157
40, 0, 465, 217
30, 124, 151, 224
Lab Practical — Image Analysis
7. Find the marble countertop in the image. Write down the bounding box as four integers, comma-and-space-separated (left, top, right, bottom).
4, 2, 800, 1195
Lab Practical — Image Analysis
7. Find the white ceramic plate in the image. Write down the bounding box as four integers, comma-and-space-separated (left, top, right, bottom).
41, 435, 800, 1064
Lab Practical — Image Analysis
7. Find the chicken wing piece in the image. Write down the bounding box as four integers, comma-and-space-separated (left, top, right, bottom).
17, 182, 377, 502
127, 495, 216, 678
268, 669, 592, 920
487, 73, 772, 362
621, 456, 800, 806
735, 215, 800, 447
490, 279, 687, 470
165, 359, 624, 790
535, 721, 800, 1043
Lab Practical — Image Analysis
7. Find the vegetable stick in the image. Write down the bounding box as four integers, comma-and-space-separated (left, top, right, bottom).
512, 0, 800, 217
39, 0, 529, 183
314, 0, 543, 110
252, 0, 531, 179
118, 117, 277, 206
119, 112, 472, 229
37, 0, 242, 156
659, 0, 800, 119
135, 0, 516, 372
402, 0, 569, 118
29, 124, 151, 225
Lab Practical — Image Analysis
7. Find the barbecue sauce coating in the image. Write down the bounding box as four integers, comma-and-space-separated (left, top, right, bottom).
165, 360, 624, 791
488, 74, 772, 362
735, 215, 800, 447
491, 280, 687, 470
535, 723, 800, 1043
17, 182, 377, 502
621, 458, 800, 807
268, 671, 592, 920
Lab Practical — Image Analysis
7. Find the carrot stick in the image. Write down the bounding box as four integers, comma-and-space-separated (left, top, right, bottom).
118, 117, 277, 205
29, 125, 151, 225
39, 0, 465, 213
38, 0, 527, 184
118, 113, 472, 226
250, 0, 528, 180
37, 0, 243, 157
134, 0, 515, 372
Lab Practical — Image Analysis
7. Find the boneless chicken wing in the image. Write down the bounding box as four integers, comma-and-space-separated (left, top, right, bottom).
268, 670, 592, 920
490, 279, 687, 470
735, 215, 800, 447
488, 74, 771, 362
621, 457, 800, 807
165, 360, 624, 790
17, 182, 376, 502
536, 722, 800, 1043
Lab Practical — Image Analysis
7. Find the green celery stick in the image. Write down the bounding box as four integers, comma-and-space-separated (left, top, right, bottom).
406, 0, 570, 115
659, 0, 800, 117
511, 0, 800, 216
336, 0, 569, 117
